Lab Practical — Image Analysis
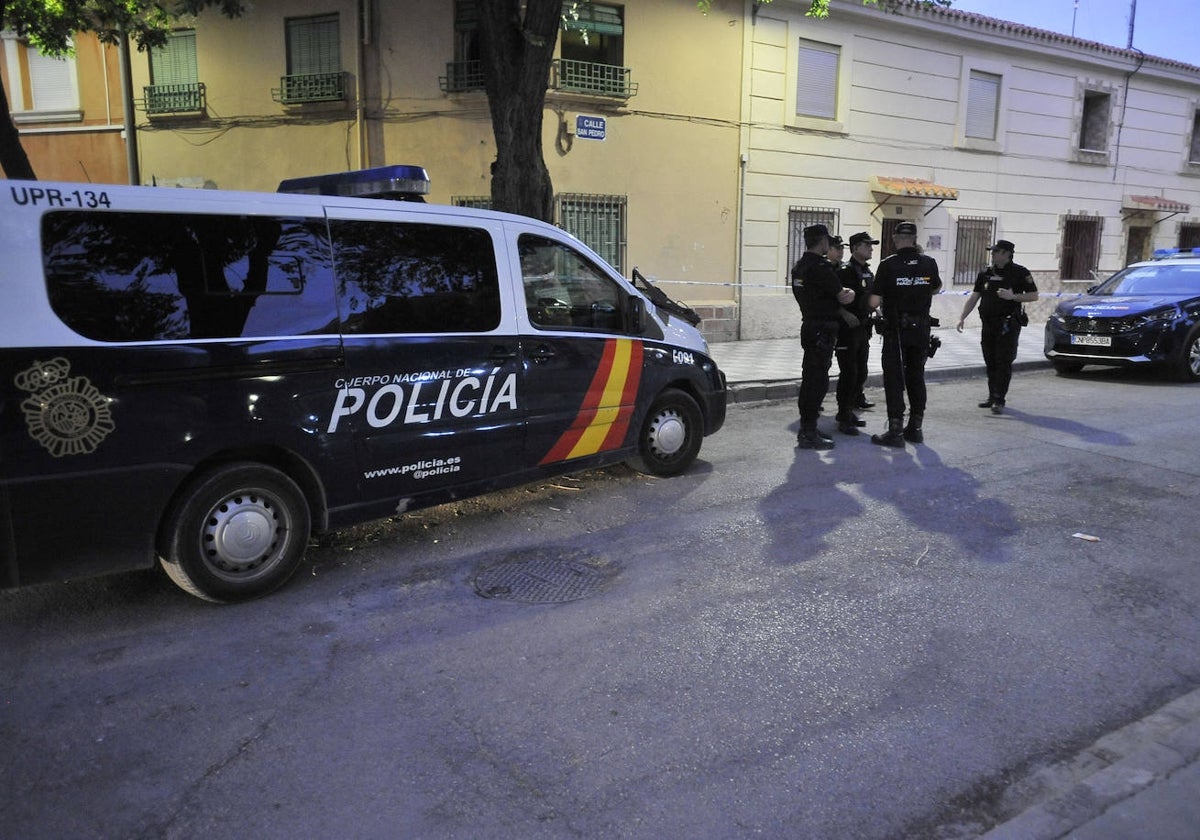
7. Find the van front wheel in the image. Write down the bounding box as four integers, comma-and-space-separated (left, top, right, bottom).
159, 463, 310, 602
627, 389, 703, 477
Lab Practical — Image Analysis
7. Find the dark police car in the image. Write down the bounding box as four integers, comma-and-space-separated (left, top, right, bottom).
1045, 248, 1200, 381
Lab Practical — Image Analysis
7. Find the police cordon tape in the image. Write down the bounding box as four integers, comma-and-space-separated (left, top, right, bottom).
640, 278, 1088, 297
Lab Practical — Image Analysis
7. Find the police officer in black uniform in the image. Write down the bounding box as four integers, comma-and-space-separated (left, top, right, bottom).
867, 221, 942, 447
956, 239, 1039, 414
834, 231, 879, 435
792, 224, 856, 449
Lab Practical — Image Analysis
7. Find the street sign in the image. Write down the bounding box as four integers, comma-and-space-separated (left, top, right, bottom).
576, 115, 606, 141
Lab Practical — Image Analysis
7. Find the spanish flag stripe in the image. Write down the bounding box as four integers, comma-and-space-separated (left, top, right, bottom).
566, 340, 632, 458
600, 340, 643, 449
538, 340, 620, 464
539, 339, 644, 465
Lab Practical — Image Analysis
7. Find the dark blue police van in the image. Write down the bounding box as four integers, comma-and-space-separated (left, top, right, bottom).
1, 168, 726, 601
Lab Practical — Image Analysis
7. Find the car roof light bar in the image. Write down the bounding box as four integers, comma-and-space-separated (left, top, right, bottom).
277, 165, 431, 200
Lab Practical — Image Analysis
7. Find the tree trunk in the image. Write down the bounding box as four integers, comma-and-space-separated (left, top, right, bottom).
0, 74, 37, 181
477, 0, 561, 222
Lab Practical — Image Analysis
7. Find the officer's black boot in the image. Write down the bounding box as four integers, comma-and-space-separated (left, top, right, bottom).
835, 411, 862, 435
903, 413, 924, 444
871, 417, 906, 448
797, 423, 835, 450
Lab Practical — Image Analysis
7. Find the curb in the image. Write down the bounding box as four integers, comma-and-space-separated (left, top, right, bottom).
726, 360, 1051, 405
976, 685, 1200, 838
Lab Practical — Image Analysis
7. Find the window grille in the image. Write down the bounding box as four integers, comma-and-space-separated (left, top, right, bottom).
1061, 215, 1103, 280
452, 196, 493, 209
786, 206, 839, 279
556, 193, 627, 274
796, 40, 839, 119
1189, 111, 1200, 164
1179, 222, 1200, 250
953, 217, 995, 285
966, 71, 999, 140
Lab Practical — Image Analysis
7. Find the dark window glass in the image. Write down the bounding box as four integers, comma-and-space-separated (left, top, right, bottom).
331, 220, 500, 334
41, 211, 337, 341
519, 234, 625, 332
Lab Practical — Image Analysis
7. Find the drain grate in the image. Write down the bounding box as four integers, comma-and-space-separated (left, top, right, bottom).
472, 551, 618, 604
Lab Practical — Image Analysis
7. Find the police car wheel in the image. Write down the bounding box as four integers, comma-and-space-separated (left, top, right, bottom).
628, 389, 703, 478
1175, 327, 1200, 382
159, 463, 311, 603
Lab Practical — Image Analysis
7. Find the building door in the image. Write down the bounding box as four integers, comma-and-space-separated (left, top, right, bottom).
1125, 226, 1152, 265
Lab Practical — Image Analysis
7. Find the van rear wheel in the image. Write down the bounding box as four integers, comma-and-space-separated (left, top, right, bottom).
159, 463, 310, 602
627, 389, 703, 477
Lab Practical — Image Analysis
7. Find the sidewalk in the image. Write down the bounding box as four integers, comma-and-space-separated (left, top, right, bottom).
710, 323, 1048, 402
709, 327, 1200, 839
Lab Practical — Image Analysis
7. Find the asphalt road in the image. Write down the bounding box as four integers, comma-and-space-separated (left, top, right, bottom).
2, 368, 1199, 839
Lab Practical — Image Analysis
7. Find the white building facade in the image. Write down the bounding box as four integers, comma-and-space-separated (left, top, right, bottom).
736, 0, 1200, 339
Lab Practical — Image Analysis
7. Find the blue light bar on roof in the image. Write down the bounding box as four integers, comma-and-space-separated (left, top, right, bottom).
1153, 247, 1200, 259
277, 165, 431, 200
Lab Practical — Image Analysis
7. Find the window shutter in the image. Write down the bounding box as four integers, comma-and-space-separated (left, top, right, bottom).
27, 49, 78, 111
796, 41, 838, 120
151, 31, 198, 85
287, 14, 341, 75
966, 70, 999, 139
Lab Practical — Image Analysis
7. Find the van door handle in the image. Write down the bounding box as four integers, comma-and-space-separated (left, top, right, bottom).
489, 345, 518, 361
527, 344, 557, 362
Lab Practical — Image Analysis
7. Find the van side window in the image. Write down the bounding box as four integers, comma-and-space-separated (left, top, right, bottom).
331, 220, 500, 334
41, 211, 336, 341
519, 234, 624, 332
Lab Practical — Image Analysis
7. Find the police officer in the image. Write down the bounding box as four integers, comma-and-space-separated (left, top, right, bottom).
792, 223, 856, 449
867, 221, 942, 447
827, 234, 846, 268
956, 239, 1039, 414
834, 231, 879, 435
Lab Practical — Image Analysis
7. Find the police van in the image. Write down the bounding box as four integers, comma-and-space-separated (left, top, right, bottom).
0, 168, 726, 602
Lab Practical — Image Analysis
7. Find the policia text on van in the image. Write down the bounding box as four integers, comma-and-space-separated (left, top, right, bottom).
1, 170, 726, 602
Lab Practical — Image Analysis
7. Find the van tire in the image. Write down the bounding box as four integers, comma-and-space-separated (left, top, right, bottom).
159, 463, 310, 602
627, 389, 703, 477
1174, 326, 1200, 382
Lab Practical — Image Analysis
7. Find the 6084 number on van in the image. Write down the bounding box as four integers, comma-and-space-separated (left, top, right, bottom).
0, 172, 726, 602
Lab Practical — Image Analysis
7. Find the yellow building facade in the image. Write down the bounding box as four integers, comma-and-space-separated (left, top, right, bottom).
128, 0, 746, 340
1, 31, 128, 183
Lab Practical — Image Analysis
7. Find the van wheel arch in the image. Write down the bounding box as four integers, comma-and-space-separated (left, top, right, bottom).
157, 460, 313, 602
626, 387, 703, 477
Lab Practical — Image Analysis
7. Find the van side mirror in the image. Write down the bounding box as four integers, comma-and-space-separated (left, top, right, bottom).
627, 295, 645, 334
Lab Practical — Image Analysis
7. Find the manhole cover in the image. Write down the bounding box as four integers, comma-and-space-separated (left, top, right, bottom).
472, 550, 618, 604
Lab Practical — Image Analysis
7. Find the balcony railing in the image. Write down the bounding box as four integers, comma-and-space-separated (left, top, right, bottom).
144, 82, 206, 115
438, 58, 637, 99
273, 71, 347, 104
439, 61, 485, 93
552, 59, 637, 99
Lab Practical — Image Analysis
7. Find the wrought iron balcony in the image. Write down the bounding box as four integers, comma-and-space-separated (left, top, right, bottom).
273, 71, 347, 104
552, 59, 637, 99
439, 61, 485, 93
143, 83, 206, 115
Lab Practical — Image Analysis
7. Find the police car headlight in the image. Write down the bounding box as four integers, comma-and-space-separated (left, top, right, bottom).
1135, 306, 1178, 327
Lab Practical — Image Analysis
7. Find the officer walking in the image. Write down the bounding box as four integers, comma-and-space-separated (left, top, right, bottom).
955, 239, 1039, 414
792, 223, 856, 449
834, 231, 879, 435
867, 221, 942, 447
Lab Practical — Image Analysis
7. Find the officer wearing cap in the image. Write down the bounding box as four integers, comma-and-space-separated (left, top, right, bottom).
792, 223, 856, 449
866, 221, 942, 447
827, 234, 846, 269
956, 239, 1039, 414
833, 231, 879, 435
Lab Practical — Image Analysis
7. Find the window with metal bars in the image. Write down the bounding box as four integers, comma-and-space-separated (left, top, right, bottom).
146, 31, 202, 114
451, 196, 493, 210
953, 217, 995, 285
1179, 222, 1200, 250
278, 14, 343, 103
556, 193, 626, 274
1060, 215, 1103, 281
786, 206, 839, 279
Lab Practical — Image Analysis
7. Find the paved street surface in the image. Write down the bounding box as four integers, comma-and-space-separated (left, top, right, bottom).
3, 346, 1200, 839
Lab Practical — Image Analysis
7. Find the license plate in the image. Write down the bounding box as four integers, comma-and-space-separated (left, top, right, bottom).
1070, 334, 1112, 347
